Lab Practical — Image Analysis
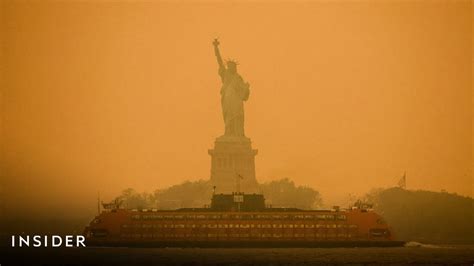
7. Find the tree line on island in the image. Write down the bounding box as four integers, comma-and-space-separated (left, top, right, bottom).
114, 178, 323, 210
362, 187, 473, 244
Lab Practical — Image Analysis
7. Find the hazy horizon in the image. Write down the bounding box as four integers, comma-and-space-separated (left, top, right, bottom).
1, 1, 472, 217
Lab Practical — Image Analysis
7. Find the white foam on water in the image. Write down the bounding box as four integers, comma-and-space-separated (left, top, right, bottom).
404, 241, 443, 248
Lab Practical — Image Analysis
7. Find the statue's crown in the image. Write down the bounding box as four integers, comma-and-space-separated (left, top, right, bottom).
226, 59, 239, 66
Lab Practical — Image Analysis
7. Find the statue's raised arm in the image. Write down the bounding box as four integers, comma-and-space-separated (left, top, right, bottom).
213, 38, 225, 69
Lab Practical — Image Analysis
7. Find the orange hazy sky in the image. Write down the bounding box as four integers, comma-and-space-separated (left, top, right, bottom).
1, 1, 472, 215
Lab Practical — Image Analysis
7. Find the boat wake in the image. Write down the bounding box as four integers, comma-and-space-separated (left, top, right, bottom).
404, 241, 444, 248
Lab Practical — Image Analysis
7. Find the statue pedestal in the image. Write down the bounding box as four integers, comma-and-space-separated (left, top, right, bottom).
208, 136, 259, 193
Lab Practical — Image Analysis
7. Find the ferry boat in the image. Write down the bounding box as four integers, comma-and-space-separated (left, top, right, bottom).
84, 192, 404, 247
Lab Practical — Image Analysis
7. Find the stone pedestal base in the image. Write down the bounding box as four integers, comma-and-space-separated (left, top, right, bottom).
208, 136, 259, 193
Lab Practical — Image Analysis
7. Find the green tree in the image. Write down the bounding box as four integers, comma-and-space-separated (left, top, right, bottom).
363, 187, 474, 244
259, 178, 322, 209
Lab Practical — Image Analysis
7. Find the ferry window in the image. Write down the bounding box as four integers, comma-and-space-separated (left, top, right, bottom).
316, 215, 326, 220
196, 215, 206, 219
294, 215, 304, 219
272, 215, 281, 219
305, 224, 315, 228
336, 215, 347, 220
304, 215, 314, 219
326, 215, 335, 220
316, 224, 324, 228
131, 215, 141, 220
349, 224, 358, 228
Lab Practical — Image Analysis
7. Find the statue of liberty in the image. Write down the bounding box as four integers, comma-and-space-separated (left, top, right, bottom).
213, 39, 250, 138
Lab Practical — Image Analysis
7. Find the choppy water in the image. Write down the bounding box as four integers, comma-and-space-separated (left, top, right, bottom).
1, 244, 473, 265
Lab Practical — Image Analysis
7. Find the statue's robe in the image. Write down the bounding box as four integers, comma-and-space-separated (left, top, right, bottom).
219, 66, 250, 137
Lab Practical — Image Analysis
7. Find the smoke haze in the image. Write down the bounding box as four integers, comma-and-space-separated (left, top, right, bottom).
1, 1, 472, 218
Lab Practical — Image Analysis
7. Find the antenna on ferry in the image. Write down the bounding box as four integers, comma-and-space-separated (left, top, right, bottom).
213, 186, 216, 195
235, 172, 243, 193
97, 191, 101, 215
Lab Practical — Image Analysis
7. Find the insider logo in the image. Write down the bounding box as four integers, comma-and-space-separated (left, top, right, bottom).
11, 235, 86, 247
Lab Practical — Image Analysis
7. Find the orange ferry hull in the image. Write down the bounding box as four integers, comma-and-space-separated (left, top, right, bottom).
85, 207, 403, 248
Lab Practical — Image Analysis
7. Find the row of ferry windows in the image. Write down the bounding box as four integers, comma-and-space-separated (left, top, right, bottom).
121, 233, 353, 238
122, 224, 358, 229
132, 214, 347, 221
